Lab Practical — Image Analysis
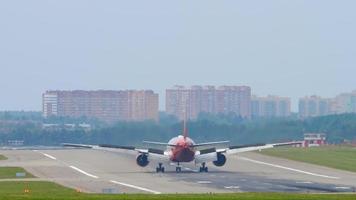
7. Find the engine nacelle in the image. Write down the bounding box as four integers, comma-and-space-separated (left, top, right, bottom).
213, 153, 226, 167
136, 154, 149, 167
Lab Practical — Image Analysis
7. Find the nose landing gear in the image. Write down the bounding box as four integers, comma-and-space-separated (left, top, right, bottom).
199, 162, 208, 172
176, 162, 182, 173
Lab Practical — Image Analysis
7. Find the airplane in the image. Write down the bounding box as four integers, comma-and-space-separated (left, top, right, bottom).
63, 121, 301, 173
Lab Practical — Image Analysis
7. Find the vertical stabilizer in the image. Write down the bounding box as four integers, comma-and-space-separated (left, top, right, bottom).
183, 118, 188, 139
183, 109, 188, 139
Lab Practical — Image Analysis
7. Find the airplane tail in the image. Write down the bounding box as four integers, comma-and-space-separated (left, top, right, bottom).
183, 118, 188, 139
182, 107, 189, 139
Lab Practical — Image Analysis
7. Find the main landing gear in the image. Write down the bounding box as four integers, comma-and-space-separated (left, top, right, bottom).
156, 163, 165, 173
176, 162, 182, 173
199, 162, 208, 173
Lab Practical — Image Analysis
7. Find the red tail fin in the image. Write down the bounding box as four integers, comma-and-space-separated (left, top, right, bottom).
183, 109, 188, 139
183, 119, 188, 139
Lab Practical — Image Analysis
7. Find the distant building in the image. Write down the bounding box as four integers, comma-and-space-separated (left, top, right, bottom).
166, 85, 251, 120
299, 91, 356, 118
331, 91, 356, 114
251, 95, 291, 118
43, 90, 159, 123
303, 133, 326, 147
299, 96, 331, 118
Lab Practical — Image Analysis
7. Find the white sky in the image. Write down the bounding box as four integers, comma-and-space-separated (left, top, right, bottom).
0, 1, 355, 111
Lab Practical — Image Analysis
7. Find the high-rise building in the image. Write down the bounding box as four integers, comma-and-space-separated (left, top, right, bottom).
299, 91, 356, 118
43, 90, 159, 123
251, 95, 291, 118
298, 96, 331, 118
331, 91, 356, 114
166, 85, 251, 120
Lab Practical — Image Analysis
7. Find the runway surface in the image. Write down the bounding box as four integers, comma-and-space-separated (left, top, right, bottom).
1, 148, 356, 194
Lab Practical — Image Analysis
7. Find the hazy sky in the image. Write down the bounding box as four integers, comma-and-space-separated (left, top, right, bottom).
1, 1, 355, 111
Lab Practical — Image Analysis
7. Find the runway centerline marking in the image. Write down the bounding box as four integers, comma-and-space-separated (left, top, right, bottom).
110, 180, 161, 194
69, 166, 99, 179
239, 157, 340, 179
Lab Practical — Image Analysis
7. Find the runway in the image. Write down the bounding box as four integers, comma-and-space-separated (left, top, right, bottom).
1, 148, 356, 194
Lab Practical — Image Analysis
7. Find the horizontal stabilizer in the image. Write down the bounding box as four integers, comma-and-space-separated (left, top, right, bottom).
192, 141, 230, 147
143, 141, 175, 147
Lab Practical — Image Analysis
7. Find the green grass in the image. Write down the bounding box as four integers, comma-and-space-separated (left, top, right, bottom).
259, 146, 356, 172
0, 181, 355, 200
0, 154, 7, 160
0, 167, 35, 179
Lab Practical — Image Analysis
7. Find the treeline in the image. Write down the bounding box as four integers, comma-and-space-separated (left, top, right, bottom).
1, 112, 356, 146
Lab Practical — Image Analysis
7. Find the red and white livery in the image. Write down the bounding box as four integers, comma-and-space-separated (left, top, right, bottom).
64, 121, 301, 173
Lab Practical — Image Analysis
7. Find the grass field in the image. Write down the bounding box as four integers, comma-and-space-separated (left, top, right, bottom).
0, 167, 35, 179
0, 181, 355, 200
259, 146, 356, 172
0, 154, 7, 160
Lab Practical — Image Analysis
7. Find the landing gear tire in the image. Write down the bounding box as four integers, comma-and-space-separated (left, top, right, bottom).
156, 167, 165, 173
156, 163, 165, 173
176, 166, 182, 173
199, 167, 208, 172
199, 163, 208, 173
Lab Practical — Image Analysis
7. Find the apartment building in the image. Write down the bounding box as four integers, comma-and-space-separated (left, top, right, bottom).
43, 90, 159, 123
166, 85, 251, 120
251, 95, 291, 118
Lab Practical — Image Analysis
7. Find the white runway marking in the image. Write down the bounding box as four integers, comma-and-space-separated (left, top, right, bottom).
35, 151, 57, 160
224, 185, 240, 189
69, 166, 98, 179
197, 181, 212, 184
110, 180, 161, 194
335, 186, 351, 190
42, 153, 57, 160
296, 181, 313, 184
239, 157, 340, 179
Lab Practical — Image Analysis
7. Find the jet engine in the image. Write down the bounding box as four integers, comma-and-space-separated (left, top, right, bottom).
136, 154, 149, 167
213, 153, 226, 167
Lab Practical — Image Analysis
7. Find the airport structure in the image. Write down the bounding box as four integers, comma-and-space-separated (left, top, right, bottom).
166, 85, 251, 120
303, 133, 327, 147
42, 90, 159, 123
299, 91, 356, 118
251, 95, 291, 118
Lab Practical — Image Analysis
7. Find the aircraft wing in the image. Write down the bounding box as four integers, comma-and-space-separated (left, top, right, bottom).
62, 143, 165, 155
62, 143, 95, 149
224, 141, 303, 154
142, 141, 175, 147
195, 141, 302, 164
